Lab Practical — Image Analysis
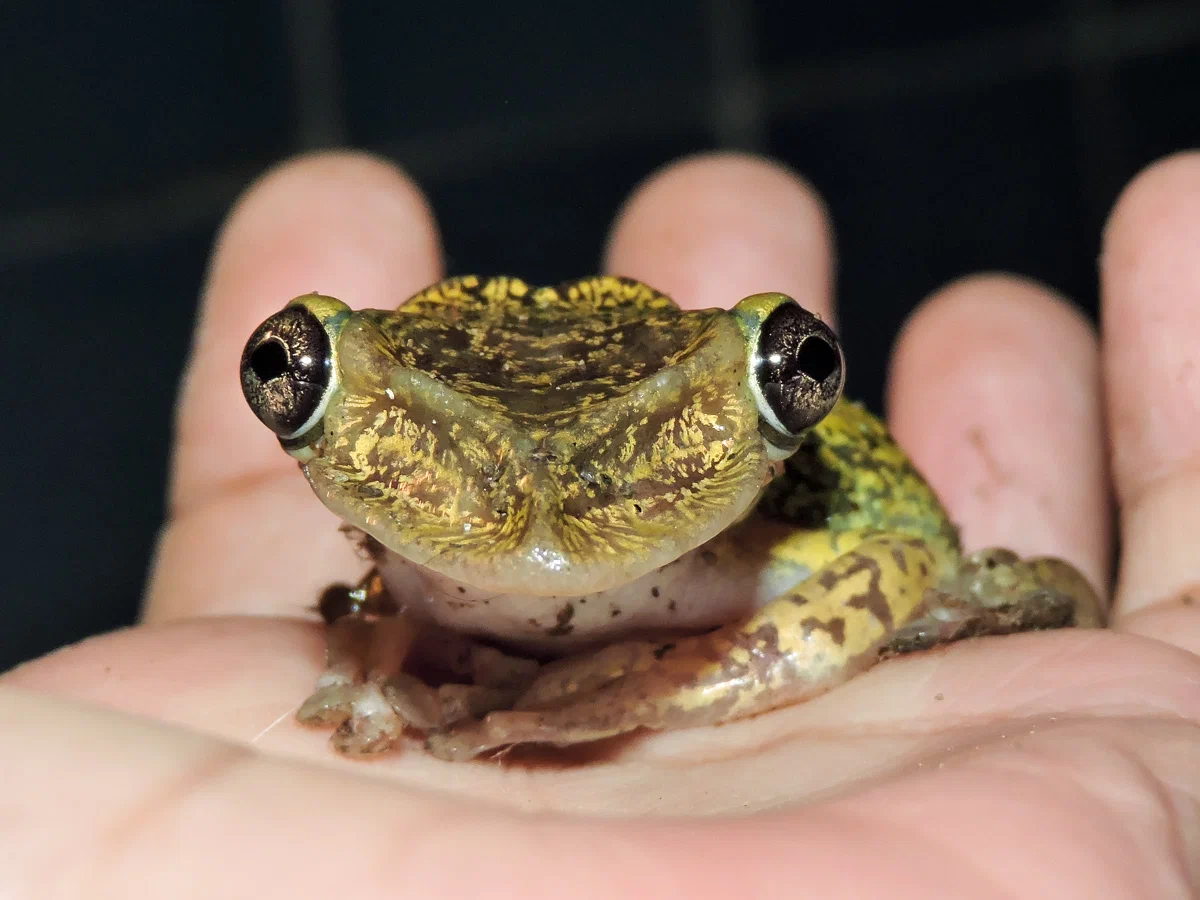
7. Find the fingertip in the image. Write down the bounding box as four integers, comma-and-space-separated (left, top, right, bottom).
604, 151, 834, 317
611, 151, 826, 229
892, 273, 1097, 386
1101, 150, 1200, 261
888, 274, 1109, 589
207, 150, 440, 315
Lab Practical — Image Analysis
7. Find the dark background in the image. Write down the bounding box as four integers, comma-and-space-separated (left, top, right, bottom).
3, 2, 1199, 670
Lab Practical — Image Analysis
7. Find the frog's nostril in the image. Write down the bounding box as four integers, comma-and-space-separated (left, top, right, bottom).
250, 338, 289, 382
795, 336, 839, 384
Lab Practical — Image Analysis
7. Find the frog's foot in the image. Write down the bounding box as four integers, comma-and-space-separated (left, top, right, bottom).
298, 605, 542, 755
427, 534, 942, 760
881, 548, 1106, 656
300, 678, 527, 756
960, 549, 1106, 628
300, 682, 407, 754
296, 612, 411, 754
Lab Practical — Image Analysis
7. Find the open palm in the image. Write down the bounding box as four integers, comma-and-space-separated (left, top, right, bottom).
5, 151, 1198, 898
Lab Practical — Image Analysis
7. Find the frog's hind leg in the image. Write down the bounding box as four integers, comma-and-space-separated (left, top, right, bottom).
425, 533, 941, 761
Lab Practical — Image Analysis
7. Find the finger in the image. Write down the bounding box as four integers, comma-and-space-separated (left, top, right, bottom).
146, 152, 441, 623
888, 275, 1111, 593
1102, 151, 1200, 651
603, 151, 834, 320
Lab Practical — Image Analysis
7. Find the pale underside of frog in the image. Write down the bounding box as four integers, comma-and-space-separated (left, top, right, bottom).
239, 275, 1104, 761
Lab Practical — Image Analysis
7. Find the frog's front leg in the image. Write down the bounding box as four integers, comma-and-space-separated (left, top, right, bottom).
425, 533, 939, 761
297, 569, 539, 755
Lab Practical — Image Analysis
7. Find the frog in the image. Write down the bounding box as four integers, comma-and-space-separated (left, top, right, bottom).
239, 275, 1105, 761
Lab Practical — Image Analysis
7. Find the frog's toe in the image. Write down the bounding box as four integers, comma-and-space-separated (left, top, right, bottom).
331, 714, 403, 755
946, 548, 1107, 629
325, 683, 407, 755
423, 716, 514, 762
296, 683, 358, 727
297, 681, 407, 754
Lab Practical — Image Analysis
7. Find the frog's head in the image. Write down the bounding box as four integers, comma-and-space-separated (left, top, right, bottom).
240, 277, 843, 594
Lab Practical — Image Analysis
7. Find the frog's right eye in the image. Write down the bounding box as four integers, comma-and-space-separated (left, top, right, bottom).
733, 292, 845, 460
240, 299, 343, 450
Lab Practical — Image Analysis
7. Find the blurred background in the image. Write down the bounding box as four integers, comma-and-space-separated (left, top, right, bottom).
3, 1, 1198, 670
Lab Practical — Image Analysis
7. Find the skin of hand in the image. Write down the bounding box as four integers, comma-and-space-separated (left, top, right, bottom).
3, 150, 1199, 899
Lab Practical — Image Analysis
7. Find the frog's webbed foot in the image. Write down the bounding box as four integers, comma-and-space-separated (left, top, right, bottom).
880, 548, 1106, 657
297, 571, 540, 755
427, 534, 942, 760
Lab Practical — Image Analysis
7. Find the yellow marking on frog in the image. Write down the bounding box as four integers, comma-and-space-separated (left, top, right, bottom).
764, 526, 863, 573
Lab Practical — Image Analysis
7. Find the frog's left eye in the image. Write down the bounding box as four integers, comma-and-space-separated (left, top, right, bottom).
740, 294, 845, 456
240, 304, 338, 446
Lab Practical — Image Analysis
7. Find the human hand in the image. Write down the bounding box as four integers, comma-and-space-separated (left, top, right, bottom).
4, 151, 1198, 897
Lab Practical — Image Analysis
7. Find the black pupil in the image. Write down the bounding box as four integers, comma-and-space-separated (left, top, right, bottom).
762, 303, 837, 387
794, 335, 838, 383
250, 338, 290, 381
